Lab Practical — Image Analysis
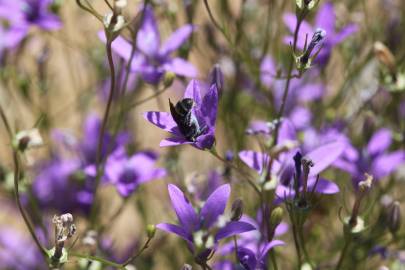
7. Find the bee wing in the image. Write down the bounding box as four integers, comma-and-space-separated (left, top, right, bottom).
169, 99, 183, 126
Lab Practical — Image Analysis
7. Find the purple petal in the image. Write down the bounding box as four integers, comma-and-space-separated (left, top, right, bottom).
160, 25, 194, 56
306, 141, 345, 176
200, 84, 218, 128
163, 58, 197, 78
143, 111, 179, 133
137, 6, 160, 57
237, 247, 257, 270
367, 128, 392, 156
193, 132, 215, 150
332, 24, 358, 44
156, 223, 192, 244
215, 221, 256, 241
259, 240, 285, 259
371, 151, 405, 179
167, 184, 199, 232
274, 222, 289, 236
290, 107, 312, 130
36, 15, 62, 30
307, 177, 339, 194
239, 150, 269, 174
278, 118, 297, 144
200, 184, 230, 228
184, 79, 202, 105
260, 56, 276, 88
315, 2, 335, 33
283, 13, 313, 49
160, 137, 191, 147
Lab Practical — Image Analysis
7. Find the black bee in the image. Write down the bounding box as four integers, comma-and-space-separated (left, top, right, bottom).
169, 98, 204, 141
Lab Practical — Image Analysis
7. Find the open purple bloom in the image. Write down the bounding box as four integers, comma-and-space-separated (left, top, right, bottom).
100, 5, 197, 84
239, 120, 342, 200
334, 128, 405, 185
283, 1, 357, 65
156, 184, 256, 259
105, 147, 166, 197
237, 240, 284, 270
144, 79, 218, 150
0, 0, 61, 53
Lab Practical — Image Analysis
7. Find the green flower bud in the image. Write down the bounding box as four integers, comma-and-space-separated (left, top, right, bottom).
270, 207, 284, 228
388, 201, 401, 234
146, 224, 156, 239
163, 72, 176, 88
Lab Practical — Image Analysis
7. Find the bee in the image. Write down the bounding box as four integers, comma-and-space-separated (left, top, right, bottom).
169, 98, 205, 141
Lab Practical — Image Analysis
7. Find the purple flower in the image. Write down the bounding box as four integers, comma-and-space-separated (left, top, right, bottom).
0, 0, 61, 53
236, 240, 284, 270
283, 1, 357, 65
239, 120, 342, 200
0, 228, 46, 270
334, 128, 405, 185
156, 184, 256, 260
144, 79, 218, 150
100, 5, 197, 84
105, 147, 166, 197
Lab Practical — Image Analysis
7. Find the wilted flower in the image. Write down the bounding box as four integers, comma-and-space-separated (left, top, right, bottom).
144, 79, 218, 150
156, 184, 255, 260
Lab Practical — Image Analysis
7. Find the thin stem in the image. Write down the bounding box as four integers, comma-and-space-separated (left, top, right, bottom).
71, 253, 125, 269
233, 236, 238, 263
127, 86, 169, 110
269, 250, 278, 270
90, 38, 116, 225
122, 237, 153, 266
13, 151, 47, 257
202, 0, 233, 45
335, 239, 351, 270
209, 149, 261, 196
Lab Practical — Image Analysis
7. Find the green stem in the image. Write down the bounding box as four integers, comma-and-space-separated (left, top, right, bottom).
269, 250, 278, 270
335, 238, 351, 270
90, 38, 116, 225
122, 236, 153, 266
71, 253, 125, 269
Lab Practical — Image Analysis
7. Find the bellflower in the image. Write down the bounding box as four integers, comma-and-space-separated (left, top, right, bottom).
0, 228, 46, 270
105, 147, 166, 197
101, 5, 197, 84
156, 184, 256, 261
144, 79, 218, 150
283, 1, 357, 65
0, 0, 61, 50
239, 120, 342, 200
260, 57, 324, 129
334, 128, 405, 186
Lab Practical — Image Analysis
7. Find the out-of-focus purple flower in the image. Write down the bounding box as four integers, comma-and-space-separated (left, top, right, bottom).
218, 215, 287, 270
283, 1, 357, 65
239, 120, 342, 200
0, 0, 61, 54
0, 228, 46, 270
156, 184, 256, 260
144, 79, 218, 150
33, 156, 94, 213
260, 57, 324, 130
105, 147, 166, 197
334, 128, 405, 185
100, 5, 197, 84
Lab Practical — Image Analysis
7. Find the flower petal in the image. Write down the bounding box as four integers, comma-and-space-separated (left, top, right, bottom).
260, 240, 285, 259
306, 141, 345, 176
371, 151, 405, 179
163, 58, 197, 78
308, 177, 340, 194
160, 25, 194, 56
237, 247, 257, 270
143, 111, 179, 134
215, 221, 256, 241
315, 2, 335, 33
200, 184, 230, 228
156, 223, 192, 244
137, 6, 160, 57
239, 150, 269, 174
184, 79, 202, 105
167, 184, 199, 233
367, 128, 392, 157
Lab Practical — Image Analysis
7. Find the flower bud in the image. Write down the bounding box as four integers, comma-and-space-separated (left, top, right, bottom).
296, 0, 317, 10
146, 224, 156, 239
388, 201, 401, 234
230, 198, 244, 221
208, 64, 224, 92
373, 42, 396, 74
163, 72, 176, 88
270, 207, 284, 229
13, 128, 43, 152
